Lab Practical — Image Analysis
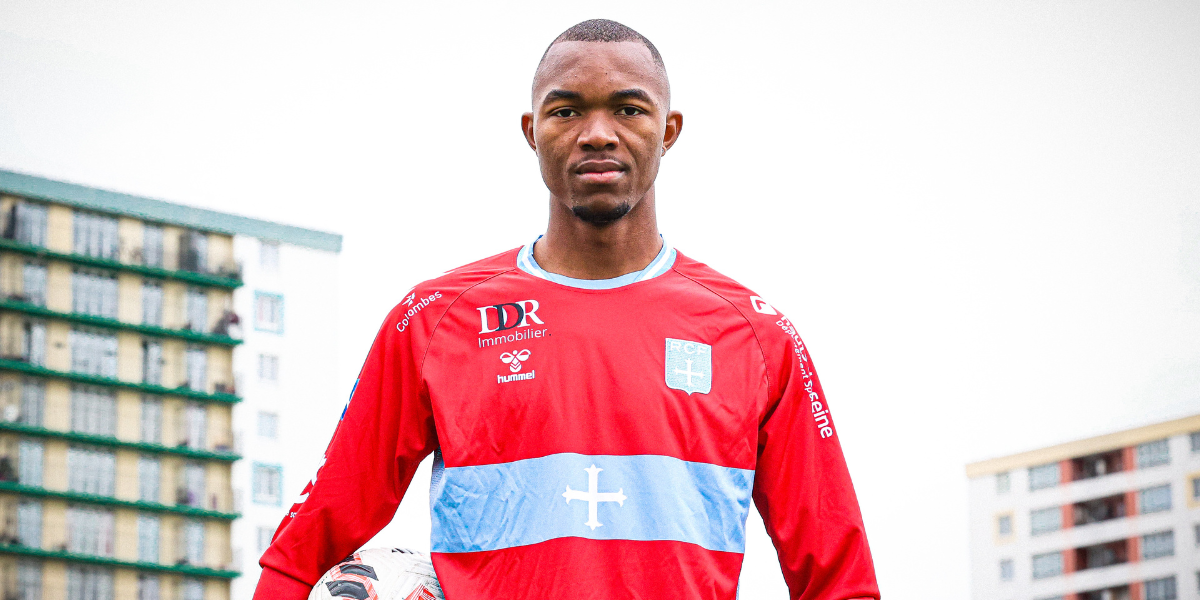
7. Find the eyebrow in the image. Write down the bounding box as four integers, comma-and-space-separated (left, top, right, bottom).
543, 89, 582, 103
611, 89, 653, 103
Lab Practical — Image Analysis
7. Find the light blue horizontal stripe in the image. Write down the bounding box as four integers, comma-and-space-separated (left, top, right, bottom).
430, 453, 753, 554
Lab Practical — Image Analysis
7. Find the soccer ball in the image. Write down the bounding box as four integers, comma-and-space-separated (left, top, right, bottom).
308, 548, 445, 600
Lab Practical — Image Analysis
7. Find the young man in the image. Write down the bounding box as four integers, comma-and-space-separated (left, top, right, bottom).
255, 19, 879, 600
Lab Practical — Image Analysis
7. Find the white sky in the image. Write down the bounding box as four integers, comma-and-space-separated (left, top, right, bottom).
2, 1, 1198, 598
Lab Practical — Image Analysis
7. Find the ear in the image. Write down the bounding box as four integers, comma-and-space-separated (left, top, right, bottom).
521, 113, 537, 151
661, 111, 683, 155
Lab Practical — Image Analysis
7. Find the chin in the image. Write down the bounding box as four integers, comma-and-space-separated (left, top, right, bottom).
569, 196, 635, 226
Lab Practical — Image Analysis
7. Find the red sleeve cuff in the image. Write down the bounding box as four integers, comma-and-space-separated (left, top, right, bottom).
253, 566, 316, 600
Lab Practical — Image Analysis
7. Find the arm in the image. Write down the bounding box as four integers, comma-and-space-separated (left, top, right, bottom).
254, 301, 440, 599
753, 316, 879, 600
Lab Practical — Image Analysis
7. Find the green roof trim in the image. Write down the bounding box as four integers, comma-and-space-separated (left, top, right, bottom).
0, 168, 341, 253
0, 238, 243, 289
0, 422, 240, 462
0, 359, 241, 404
0, 543, 240, 578
0, 299, 243, 347
0, 481, 240, 521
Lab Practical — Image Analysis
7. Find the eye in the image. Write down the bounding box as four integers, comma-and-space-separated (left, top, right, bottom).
617, 107, 643, 116
552, 108, 580, 118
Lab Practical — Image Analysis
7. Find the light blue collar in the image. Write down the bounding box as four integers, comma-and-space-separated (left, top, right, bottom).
516, 236, 677, 290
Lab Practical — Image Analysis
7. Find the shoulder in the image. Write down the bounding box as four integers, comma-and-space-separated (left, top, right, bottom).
383, 247, 520, 337
671, 251, 807, 373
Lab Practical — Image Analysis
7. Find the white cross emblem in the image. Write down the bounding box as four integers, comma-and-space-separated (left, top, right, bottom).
562, 464, 627, 530
664, 338, 712, 394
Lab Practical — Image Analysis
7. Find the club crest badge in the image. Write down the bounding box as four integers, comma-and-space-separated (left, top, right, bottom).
664, 338, 712, 395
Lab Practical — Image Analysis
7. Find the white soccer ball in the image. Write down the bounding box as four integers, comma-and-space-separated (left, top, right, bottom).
308, 548, 445, 600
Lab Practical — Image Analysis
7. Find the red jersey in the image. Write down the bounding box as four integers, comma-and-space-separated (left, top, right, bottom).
255, 241, 879, 600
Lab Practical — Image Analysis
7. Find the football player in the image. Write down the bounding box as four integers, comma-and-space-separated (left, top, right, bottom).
256, 19, 879, 600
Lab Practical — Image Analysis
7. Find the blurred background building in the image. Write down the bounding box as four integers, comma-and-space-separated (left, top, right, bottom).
0, 170, 341, 600
967, 414, 1200, 600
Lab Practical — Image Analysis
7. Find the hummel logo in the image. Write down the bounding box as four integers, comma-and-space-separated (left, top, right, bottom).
500, 349, 531, 373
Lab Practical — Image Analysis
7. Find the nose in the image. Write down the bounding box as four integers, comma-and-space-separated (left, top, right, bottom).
578, 113, 618, 151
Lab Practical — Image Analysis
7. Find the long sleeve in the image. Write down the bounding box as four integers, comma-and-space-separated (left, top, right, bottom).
254, 299, 441, 599
753, 315, 879, 600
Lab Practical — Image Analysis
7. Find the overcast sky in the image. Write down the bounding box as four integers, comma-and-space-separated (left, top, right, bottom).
2, 1, 1198, 598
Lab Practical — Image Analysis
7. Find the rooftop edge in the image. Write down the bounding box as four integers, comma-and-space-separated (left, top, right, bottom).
0, 168, 342, 253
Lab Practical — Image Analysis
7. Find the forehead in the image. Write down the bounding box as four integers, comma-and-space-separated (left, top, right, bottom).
533, 41, 668, 105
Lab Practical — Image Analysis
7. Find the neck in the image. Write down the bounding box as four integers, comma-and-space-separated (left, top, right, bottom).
534, 187, 662, 280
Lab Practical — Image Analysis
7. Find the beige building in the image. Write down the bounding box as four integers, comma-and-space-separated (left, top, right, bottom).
967, 414, 1200, 600
0, 169, 342, 600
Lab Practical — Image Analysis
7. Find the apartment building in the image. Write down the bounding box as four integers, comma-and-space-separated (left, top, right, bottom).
967, 413, 1200, 600
0, 170, 341, 600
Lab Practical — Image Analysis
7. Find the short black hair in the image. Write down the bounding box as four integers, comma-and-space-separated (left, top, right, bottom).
539, 19, 666, 72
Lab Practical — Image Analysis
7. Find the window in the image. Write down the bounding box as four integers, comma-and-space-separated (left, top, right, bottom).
1195, 523, 1200, 546
255, 292, 284, 333
66, 564, 113, 600
257, 526, 274, 555
142, 340, 163, 385
1031, 551, 1063, 579
1141, 484, 1173, 514
1191, 431, 1200, 452
67, 447, 116, 497
182, 403, 206, 450
185, 288, 207, 332
258, 353, 279, 382
1143, 530, 1175, 559
138, 574, 160, 600
142, 225, 163, 268
140, 398, 162, 444
1145, 576, 1177, 600
258, 412, 279, 439
1137, 439, 1170, 468
18, 440, 43, 486
22, 262, 47, 306
1193, 476, 1200, 502
1029, 462, 1060, 490
19, 378, 44, 426
185, 346, 207, 392
70, 386, 116, 437
997, 514, 1012, 536
137, 514, 160, 562
66, 506, 115, 556
996, 471, 1011, 494
180, 230, 208, 273
73, 211, 119, 260
178, 462, 205, 508
23, 320, 46, 366
999, 559, 1013, 581
180, 578, 204, 600
138, 457, 160, 503
17, 500, 41, 548
69, 329, 118, 378
260, 240, 280, 272
12, 202, 48, 247
71, 270, 119, 319
16, 560, 41, 600
179, 520, 205, 566
141, 282, 163, 327
253, 463, 283, 506
1031, 507, 1062, 535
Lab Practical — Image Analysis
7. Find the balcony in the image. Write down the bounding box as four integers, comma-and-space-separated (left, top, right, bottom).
0, 298, 242, 347
0, 480, 238, 520
0, 421, 239, 462
0, 358, 240, 404
0, 543, 239, 579
0, 237, 241, 290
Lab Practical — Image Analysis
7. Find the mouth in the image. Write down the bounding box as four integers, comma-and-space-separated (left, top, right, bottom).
573, 159, 627, 185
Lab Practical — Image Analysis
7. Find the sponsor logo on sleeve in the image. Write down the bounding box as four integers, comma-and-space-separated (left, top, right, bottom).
396, 291, 443, 333
750, 295, 777, 315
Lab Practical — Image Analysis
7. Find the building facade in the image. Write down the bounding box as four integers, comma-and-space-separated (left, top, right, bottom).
0, 170, 341, 600
968, 414, 1200, 600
